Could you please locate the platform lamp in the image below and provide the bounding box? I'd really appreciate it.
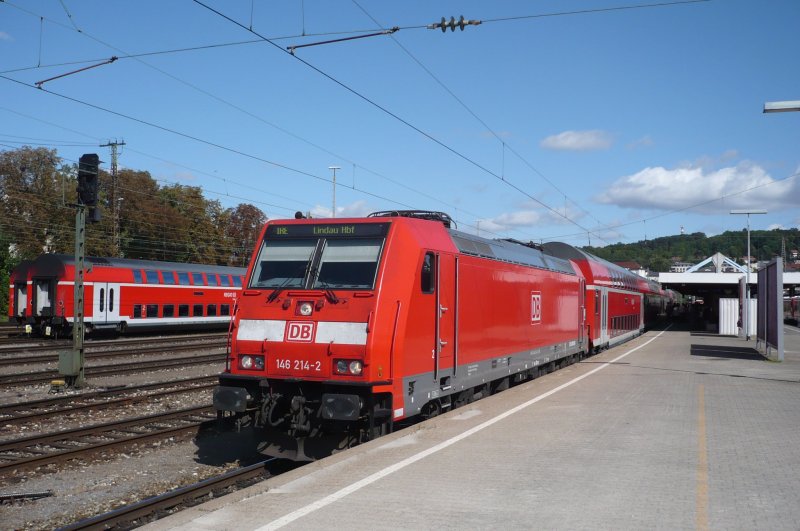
[763,100,800,113]
[730,209,767,340]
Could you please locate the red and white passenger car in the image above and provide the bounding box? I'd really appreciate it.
[9,254,245,336]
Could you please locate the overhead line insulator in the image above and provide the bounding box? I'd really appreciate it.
[427,15,481,33]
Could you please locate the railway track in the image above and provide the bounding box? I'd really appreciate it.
[61,461,273,531]
[0,375,217,427]
[0,405,216,476]
[0,339,227,367]
[0,332,227,354]
[0,352,227,387]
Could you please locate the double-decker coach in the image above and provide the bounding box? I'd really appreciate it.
[542,242,667,351]
[10,254,245,336]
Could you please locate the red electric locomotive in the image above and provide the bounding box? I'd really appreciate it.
[214,211,592,460]
[9,254,245,337]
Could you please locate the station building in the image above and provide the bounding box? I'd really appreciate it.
[657,252,800,335]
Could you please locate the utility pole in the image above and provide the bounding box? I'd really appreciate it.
[101,140,125,256]
[328,166,340,218]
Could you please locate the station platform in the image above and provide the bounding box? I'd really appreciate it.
[145,324,800,530]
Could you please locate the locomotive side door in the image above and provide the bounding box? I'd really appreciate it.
[93,283,122,325]
[434,252,456,385]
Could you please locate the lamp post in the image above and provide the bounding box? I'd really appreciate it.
[763,100,800,113]
[730,209,767,339]
[328,166,340,218]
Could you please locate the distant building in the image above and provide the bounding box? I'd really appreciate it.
[613,261,648,278]
[670,262,693,273]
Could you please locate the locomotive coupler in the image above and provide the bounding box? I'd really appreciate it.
[289,396,311,435]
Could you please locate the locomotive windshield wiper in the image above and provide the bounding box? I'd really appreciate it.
[267,265,307,303]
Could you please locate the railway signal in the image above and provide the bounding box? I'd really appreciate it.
[77,154,99,206]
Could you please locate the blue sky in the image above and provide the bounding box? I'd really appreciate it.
[1,0,798,247]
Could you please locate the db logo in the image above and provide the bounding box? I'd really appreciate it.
[286,321,315,342]
[531,292,542,324]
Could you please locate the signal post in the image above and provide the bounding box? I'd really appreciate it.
[59,153,100,388]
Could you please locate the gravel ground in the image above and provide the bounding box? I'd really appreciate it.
[0,431,264,530]
[0,344,254,530]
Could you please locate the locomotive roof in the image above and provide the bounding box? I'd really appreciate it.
[28,254,245,277]
[448,230,576,275]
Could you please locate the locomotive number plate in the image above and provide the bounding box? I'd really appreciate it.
[275,358,322,372]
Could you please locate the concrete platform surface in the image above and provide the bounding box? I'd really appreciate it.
[144,324,800,530]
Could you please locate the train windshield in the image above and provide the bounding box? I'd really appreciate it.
[249,236,384,290]
[250,240,316,288]
[312,239,382,289]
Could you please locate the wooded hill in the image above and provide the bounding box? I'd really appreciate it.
[585,229,800,273]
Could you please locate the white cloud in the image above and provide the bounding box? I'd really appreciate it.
[0,31,12,41]
[767,223,786,230]
[540,130,613,151]
[595,162,800,213]
[627,135,654,150]
[310,200,371,219]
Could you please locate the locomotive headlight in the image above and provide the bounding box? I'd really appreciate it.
[239,355,265,370]
[298,301,313,316]
[348,360,363,375]
[334,359,363,375]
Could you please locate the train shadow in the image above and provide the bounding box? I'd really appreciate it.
[690,344,764,361]
[192,422,266,467]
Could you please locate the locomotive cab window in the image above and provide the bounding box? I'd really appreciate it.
[250,239,316,288]
[421,252,435,293]
[312,239,382,289]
